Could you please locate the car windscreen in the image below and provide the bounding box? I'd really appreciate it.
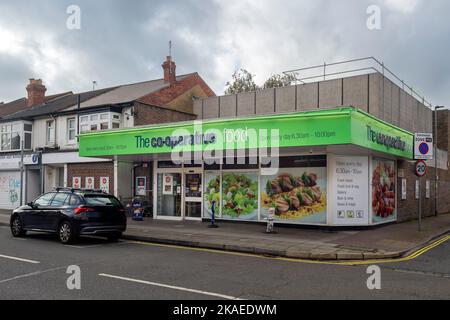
[83,195,122,207]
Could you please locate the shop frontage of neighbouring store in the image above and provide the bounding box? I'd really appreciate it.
[79,107,414,227]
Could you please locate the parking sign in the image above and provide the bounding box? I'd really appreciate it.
[414,133,433,160]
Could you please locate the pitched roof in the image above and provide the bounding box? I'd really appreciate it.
[1,72,207,122]
[75,73,194,109]
[2,87,116,121]
[0,91,72,119]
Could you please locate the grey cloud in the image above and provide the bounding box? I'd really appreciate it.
[0,0,449,107]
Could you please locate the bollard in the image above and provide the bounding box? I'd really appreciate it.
[208,200,219,228]
[265,207,276,234]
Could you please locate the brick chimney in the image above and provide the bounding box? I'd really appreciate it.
[26,79,46,107]
[162,56,177,85]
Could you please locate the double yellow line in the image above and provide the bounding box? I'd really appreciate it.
[130,234,450,266]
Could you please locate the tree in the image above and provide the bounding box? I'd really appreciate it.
[225,69,259,95]
[263,73,296,89]
[224,69,296,94]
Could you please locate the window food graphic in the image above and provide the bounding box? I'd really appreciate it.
[222,173,258,221]
[261,168,327,224]
[204,172,220,218]
[372,158,397,223]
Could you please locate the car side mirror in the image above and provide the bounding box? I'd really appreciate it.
[27,202,35,208]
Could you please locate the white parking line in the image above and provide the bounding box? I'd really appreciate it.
[0,254,40,264]
[99,273,244,300]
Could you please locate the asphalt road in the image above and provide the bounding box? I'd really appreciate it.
[0,225,449,300]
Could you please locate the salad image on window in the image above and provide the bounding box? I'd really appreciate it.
[261,169,327,222]
[222,173,258,220]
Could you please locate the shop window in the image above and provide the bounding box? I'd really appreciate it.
[260,154,327,225]
[261,155,327,168]
[221,172,259,221]
[222,157,259,170]
[157,161,182,169]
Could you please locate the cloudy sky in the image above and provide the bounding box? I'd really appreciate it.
[0,0,449,107]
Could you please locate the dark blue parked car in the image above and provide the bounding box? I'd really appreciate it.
[10,188,127,244]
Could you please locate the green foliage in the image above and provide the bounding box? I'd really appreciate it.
[263,73,296,89]
[224,69,296,94]
[225,69,258,95]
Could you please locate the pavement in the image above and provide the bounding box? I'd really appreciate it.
[0,225,449,300]
[0,210,449,261]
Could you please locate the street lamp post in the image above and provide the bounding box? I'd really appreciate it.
[434,105,446,217]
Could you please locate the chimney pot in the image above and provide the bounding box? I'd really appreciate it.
[26,78,46,107]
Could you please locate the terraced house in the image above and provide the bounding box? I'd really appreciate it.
[0,56,215,209]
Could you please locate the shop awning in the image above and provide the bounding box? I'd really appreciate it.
[79,107,414,159]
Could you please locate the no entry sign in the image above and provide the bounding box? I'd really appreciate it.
[414,133,433,160]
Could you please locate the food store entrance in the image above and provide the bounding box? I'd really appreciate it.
[154,162,203,221]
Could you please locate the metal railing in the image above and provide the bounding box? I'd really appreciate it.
[283,57,433,109]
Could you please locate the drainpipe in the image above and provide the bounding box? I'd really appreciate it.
[20,139,24,206]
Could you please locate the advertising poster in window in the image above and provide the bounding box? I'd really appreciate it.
[73,177,81,189]
[204,172,221,219]
[136,176,147,196]
[330,156,369,226]
[372,158,397,223]
[261,168,327,224]
[222,172,259,221]
[85,177,95,189]
[162,174,173,195]
[100,177,110,194]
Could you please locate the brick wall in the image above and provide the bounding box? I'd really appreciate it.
[397,109,450,221]
[67,162,114,193]
[397,160,437,222]
[138,73,215,114]
[134,102,196,126]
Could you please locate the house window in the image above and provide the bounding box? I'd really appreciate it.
[79,112,121,133]
[0,122,33,151]
[46,120,55,144]
[67,118,76,143]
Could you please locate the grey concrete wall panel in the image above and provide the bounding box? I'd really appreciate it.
[343,75,369,112]
[276,85,296,113]
[319,79,342,109]
[237,92,256,116]
[256,88,275,115]
[369,73,382,118]
[297,83,318,111]
[382,78,393,124]
[203,97,220,119]
[219,94,237,118]
[391,84,401,126]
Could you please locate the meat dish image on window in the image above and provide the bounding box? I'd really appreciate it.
[261,168,327,223]
[372,158,397,223]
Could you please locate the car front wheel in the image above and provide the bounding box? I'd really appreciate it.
[10,215,27,237]
[58,221,76,244]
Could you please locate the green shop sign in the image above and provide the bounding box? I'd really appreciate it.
[79,107,413,159]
